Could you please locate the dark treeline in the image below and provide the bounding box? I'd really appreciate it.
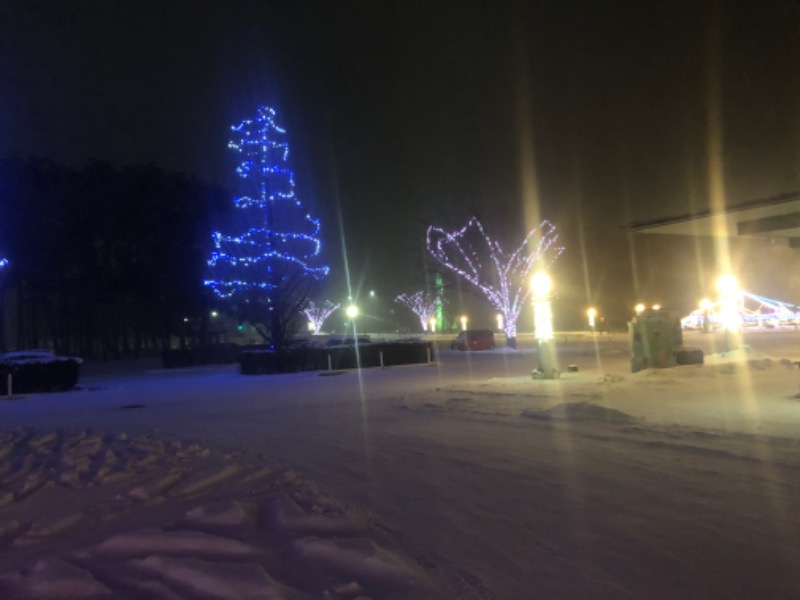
[0,157,228,359]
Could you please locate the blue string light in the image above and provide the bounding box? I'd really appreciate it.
[205,106,328,299]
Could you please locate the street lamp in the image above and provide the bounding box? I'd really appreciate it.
[652,304,661,311]
[496,313,504,332]
[429,316,437,332]
[635,303,645,315]
[460,315,468,331]
[699,298,712,333]
[716,275,740,352]
[344,304,362,366]
[531,272,557,379]
[586,307,597,332]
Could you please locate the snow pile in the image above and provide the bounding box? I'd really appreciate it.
[0,428,438,599]
[396,348,800,438]
[0,349,83,365]
[521,401,636,424]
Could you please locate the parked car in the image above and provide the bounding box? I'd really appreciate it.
[450,330,496,351]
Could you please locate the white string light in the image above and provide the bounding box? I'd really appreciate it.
[395,291,440,332]
[426,217,564,340]
[303,300,340,334]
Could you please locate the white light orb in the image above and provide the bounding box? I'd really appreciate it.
[530,272,552,298]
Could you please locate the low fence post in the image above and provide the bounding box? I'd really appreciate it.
[379,351,384,368]
[327,354,332,372]
[7,373,12,397]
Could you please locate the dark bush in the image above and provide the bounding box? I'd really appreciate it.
[240,339,434,375]
[0,351,82,393]
[162,343,242,368]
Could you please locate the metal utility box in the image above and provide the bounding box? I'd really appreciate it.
[629,309,683,373]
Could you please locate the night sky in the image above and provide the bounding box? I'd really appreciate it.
[2,0,799,328]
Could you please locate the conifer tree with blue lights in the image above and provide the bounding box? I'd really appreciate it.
[206,106,328,348]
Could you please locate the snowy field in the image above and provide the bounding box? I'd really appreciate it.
[2,329,800,598]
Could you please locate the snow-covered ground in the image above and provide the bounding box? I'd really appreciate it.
[2,329,800,598]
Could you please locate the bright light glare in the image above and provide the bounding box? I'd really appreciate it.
[345,305,359,319]
[635,303,645,314]
[699,298,712,310]
[534,300,553,340]
[716,275,738,296]
[652,304,661,311]
[496,313,504,331]
[460,315,468,330]
[429,317,437,330]
[530,272,552,298]
[716,275,740,331]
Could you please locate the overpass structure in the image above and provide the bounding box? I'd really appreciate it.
[627,190,800,246]
[627,191,800,329]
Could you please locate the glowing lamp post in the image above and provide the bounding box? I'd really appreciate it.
[716,275,740,352]
[496,313,504,332]
[635,303,645,316]
[699,298,712,333]
[586,307,597,332]
[345,304,359,333]
[460,315,468,331]
[531,272,557,379]
[429,316,437,333]
[652,304,661,311]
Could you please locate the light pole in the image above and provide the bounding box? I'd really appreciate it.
[586,307,597,333]
[716,275,740,352]
[460,315,468,331]
[345,304,361,368]
[345,304,359,337]
[429,316,437,333]
[699,298,712,333]
[531,272,557,379]
[635,303,645,316]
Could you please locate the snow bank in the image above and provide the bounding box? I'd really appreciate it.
[521,401,636,424]
[0,428,439,599]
